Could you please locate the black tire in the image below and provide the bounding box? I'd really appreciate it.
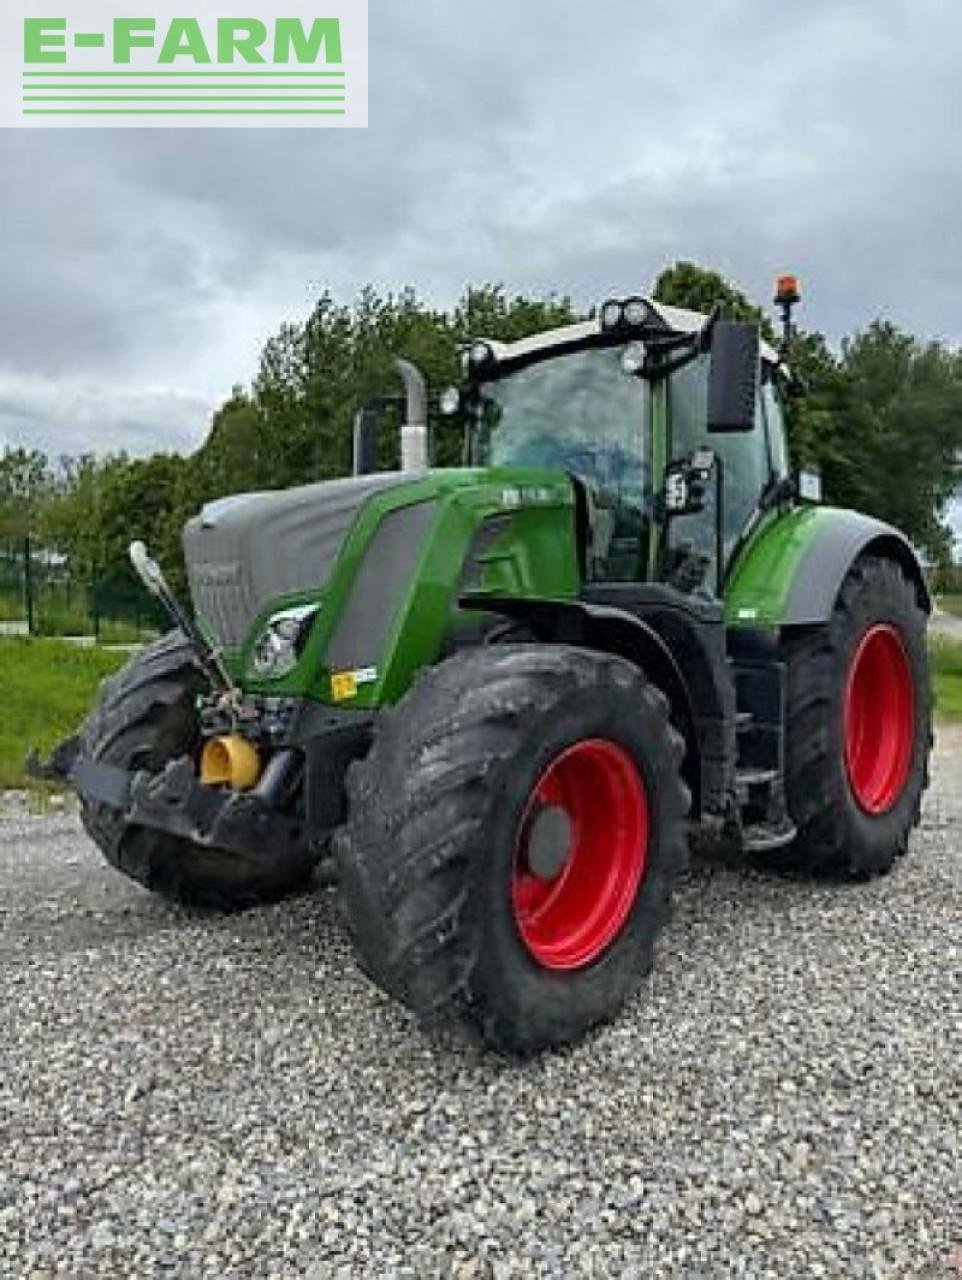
[334,645,690,1055]
[80,630,316,908]
[781,555,932,878]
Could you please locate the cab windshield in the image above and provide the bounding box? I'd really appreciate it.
[473,347,650,579]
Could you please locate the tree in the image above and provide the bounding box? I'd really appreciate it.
[821,324,962,560]
[38,454,103,571]
[0,447,51,540]
[40,451,188,594]
[653,261,777,344]
[223,283,579,488]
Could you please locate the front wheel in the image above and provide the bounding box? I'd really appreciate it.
[781,556,932,877]
[334,645,690,1055]
[79,630,318,908]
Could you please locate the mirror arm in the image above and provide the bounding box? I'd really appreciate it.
[645,340,702,382]
[643,308,721,380]
[697,304,723,353]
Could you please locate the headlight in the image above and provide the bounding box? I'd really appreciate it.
[621,341,646,375]
[250,604,318,678]
[467,341,494,368]
[623,296,648,327]
[600,299,624,331]
[439,386,461,416]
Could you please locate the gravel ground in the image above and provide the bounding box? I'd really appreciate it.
[1,736,959,1278]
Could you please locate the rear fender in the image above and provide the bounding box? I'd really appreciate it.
[725,508,931,629]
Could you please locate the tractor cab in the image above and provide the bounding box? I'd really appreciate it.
[455,297,789,598]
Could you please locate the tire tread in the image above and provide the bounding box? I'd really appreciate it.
[334,643,689,1053]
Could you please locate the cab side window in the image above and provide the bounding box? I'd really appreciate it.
[668,354,772,568]
[760,377,790,479]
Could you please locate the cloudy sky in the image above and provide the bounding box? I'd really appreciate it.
[1,0,962,483]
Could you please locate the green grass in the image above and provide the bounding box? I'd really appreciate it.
[932,636,962,721]
[0,589,25,622]
[32,605,94,637]
[97,620,160,646]
[0,638,127,789]
[937,594,962,618]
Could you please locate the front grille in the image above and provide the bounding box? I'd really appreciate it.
[186,562,257,651]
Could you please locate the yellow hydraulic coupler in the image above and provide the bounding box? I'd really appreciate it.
[200,734,262,791]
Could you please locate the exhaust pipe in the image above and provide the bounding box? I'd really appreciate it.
[394,358,429,472]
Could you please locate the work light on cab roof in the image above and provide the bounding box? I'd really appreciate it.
[599,295,659,333]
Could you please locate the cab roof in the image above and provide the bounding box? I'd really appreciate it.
[482,298,781,367]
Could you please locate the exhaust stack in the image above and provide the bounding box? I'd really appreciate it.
[394,358,429,472]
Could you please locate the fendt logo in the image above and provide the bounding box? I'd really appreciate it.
[1,1,368,128]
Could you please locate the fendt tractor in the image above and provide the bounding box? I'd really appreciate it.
[37,277,932,1054]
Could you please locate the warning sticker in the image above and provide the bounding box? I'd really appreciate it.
[330,671,358,701]
[330,666,377,701]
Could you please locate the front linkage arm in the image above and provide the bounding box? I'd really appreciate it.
[128,540,236,698]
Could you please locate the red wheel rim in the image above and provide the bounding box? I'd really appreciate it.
[511,738,649,970]
[843,624,915,815]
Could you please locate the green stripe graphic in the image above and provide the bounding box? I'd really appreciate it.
[22,70,345,77]
[20,67,352,118]
[24,95,345,101]
[22,85,343,91]
[23,108,347,115]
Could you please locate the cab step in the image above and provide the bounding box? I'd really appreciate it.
[742,819,798,853]
[735,766,779,802]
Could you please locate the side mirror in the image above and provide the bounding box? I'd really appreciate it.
[707,321,759,432]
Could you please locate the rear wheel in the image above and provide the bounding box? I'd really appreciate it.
[334,645,690,1055]
[781,556,931,877]
[80,630,317,908]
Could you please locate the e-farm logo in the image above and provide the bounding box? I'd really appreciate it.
[2,1,367,127]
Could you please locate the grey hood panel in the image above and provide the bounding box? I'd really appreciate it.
[183,472,410,651]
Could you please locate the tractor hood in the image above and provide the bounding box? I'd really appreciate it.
[183,472,414,651]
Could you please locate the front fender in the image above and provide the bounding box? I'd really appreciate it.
[459,591,715,813]
[725,507,930,628]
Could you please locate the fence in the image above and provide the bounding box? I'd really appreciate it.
[0,537,166,642]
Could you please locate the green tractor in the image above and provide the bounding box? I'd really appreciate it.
[39,279,932,1054]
